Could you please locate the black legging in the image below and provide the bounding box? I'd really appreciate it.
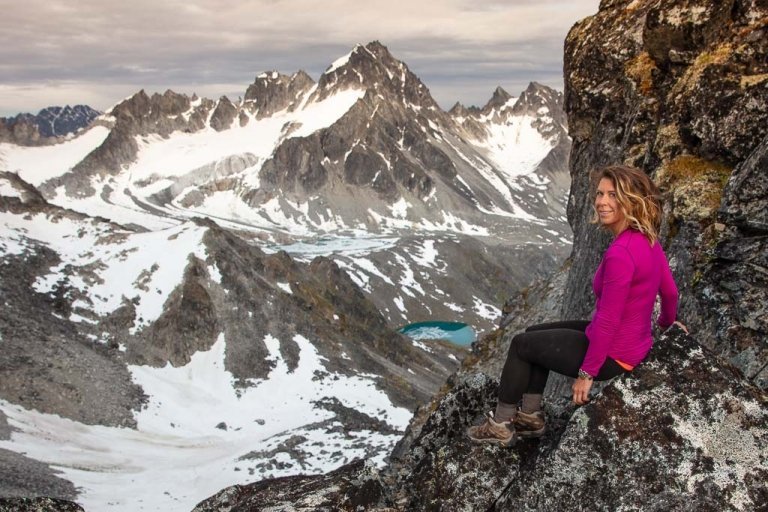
[497,320,629,404]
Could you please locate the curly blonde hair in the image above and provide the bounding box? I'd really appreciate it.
[591,165,663,245]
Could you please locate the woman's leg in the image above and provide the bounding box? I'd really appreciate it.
[497,327,626,407]
[523,320,589,395]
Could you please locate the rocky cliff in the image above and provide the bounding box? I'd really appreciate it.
[562,0,768,389]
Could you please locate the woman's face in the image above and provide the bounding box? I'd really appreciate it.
[595,177,626,235]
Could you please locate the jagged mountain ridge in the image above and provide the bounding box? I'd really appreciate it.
[3,40,572,336]
[0,105,100,145]
[36,42,569,241]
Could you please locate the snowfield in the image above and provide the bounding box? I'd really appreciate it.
[0,333,410,511]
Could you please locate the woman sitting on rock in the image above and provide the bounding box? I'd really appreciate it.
[468,164,685,446]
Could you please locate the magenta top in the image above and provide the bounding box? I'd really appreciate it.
[582,228,678,376]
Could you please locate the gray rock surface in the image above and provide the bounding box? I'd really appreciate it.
[192,459,385,512]
[0,175,146,427]
[0,449,78,503]
[243,70,314,118]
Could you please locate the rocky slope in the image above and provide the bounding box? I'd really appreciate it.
[193,327,768,511]
[0,170,463,507]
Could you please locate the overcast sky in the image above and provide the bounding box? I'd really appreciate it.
[0,0,600,117]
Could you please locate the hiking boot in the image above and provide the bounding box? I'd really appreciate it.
[514,410,546,438]
[467,411,517,447]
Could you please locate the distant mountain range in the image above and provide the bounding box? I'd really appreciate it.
[0,105,100,143]
[0,41,571,510]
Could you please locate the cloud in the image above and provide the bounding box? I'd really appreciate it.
[0,0,600,115]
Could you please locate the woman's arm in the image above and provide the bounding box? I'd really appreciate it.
[657,247,678,329]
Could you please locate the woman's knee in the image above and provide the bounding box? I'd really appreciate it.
[510,332,531,357]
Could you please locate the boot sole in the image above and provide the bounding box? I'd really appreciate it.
[467,429,517,447]
[516,426,546,439]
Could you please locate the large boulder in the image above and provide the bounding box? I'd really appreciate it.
[191,459,386,512]
[499,327,768,510]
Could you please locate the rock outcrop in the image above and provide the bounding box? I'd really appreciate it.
[193,459,385,512]
[562,0,768,388]
[0,497,84,512]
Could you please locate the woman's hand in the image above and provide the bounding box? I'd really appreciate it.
[665,321,689,334]
[572,377,593,405]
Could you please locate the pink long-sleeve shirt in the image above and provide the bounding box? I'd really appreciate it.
[582,228,678,376]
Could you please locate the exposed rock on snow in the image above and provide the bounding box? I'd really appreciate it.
[192,459,385,512]
[0,497,84,512]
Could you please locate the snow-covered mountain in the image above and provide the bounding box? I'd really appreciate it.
[0,105,100,143]
[0,41,571,510]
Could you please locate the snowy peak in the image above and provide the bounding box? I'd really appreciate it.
[511,82,564,119]
[510,82,568,141]
[110,89,199,122]
[452,82,567,145]
[482,86,514,114]
[448,102,479,118]
[36,105,100,138]
[313,41,439,110]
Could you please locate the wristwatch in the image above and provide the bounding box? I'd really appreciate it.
[577,369,594,380]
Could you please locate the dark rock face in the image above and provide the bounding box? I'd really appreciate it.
[209,96,238,131]
[35,105,101,138]
[243,70,315,118]
[313,41,439,110]
[561,0,768,388]
[388,373,522,511]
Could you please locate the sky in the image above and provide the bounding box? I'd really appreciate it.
[0,0,600,117]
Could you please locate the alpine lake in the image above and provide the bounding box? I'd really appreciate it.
[399,321,476,347]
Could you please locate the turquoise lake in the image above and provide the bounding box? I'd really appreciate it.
[399,321,475,347]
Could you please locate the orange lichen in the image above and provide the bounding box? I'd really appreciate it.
[656,155,733,221]
[625,52,658,96]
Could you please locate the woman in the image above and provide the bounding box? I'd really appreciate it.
[468,165,685,446]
